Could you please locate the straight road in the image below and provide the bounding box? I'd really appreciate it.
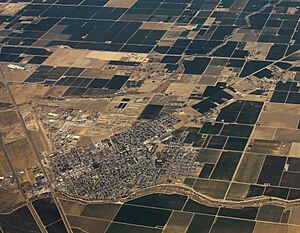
[0,66,72,233]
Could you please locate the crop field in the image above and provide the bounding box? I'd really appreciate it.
[56,194,300,233]
[0,0,300,231]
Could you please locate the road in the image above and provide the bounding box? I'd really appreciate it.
[0,66,72,233]
[0,136,47,233]
[60,183,300,210]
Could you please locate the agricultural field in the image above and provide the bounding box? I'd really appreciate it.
[0,0,300,232]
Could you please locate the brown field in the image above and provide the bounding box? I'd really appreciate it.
[63,98,110,111]
[91,111,138,140]
[10,83,49,105]
[193,179,230,199]
[289,143,300,158]
[0,183,24,212]
[163,211,193,233]
[0,87,11,104]
[183,178,196,187]
[81,203,121,221]
[249,139,282,155]
[80,68,103,78]
[67,215,110,233]
[60,200,120,222]
[274,128,300,143]
[141,22,172,30]
[2,68,32,82]
[0,2,27,16]
[230,32,244,41]
[252,127,276,140]
[76,136,93,147]
[265,102,300,113]
[5,138,36,172]
[233,79,255,93]
[239,94,268,102]
[139,77,166,93]
[23,108,51,155]
[226,183,250,201]
[199,75,218,85]
[242,31,260,42]
[235,153,265,183]
[289,207,300,225]
[44,48,89,68]
[44,49,147,68]
[150,94,174,105]
[244,42,272,60]
[0,150,10,176]
[60,199,85,216]
[0,110,19,129]
[254,222,300,233]
[165,83,194,100]
[105,0,137,8]
[43,49,101,68]
[204,66,224,76]
[2,123,25,144]
[259,112,299,129]
[162,26,185,40]
[29,130,51,155]
[44,86,69,98]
